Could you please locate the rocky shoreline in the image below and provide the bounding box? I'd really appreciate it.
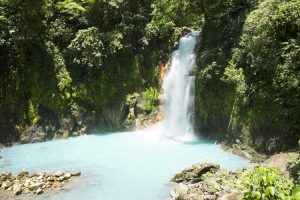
[168,151,299,200]
[169,163,245,200]
[0,170,81,198]
[220,141,266,163]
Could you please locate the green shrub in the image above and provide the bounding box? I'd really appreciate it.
[150,0,202,38]
[28,99,40,125]
[242,166,294,200]
[142,87,158,113]
[292,185,300,199]
[226,0,300,148]
[289,140,300,184]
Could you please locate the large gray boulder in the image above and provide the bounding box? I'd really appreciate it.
[171,163,220,183]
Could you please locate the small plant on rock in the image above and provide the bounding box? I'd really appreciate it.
[143,87,159,113]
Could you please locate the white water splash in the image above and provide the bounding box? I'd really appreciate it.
[162,31,201,141]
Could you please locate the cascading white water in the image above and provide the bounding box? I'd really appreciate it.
[162,31,201,140]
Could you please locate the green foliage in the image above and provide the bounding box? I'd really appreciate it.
[2,0,298,151]
[194,0,256,140]
[28,99,40,125]
[224,0,300,150]
[0,0,163,144]
[195,0,300,152]
[142,87,158,112]
[102,31,123,55]
[56,0,86,16]
[289,140,300,184]
[67,27,104,70]
[223,61,246,97]
[0,0,52,142]
[85,0,120,32]
[150,0,202,37]
[242,166,294,200]
[47,41,72,92]
[290,158,300,184]
[292,186,300,199]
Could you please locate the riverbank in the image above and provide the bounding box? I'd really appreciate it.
[0,171,81,198]
[168,151,299,200]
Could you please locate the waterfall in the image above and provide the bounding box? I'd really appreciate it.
[162,31,201,140]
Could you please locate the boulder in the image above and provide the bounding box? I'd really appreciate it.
[126,93,139,107]
[1,172,12,180]
[71,171,81,176]
[47,176,55,182]
[29,173,37,178]
[29,182,43,191]
[170,183,188,199]
[58,176,65,182]
[20,127,34,144]
[231,149,252,160]
[36,188,43,195]
[72,131,79,137]
[171,163,220,183]
[17,171,29,178]
[2,180,13,190]
[136,96,152,115]
[20,125,47,144]
[31,137,43,143]
[64,173,71,179]
[13,184,22,195]
[60,117,75,132]
[54,171,64,177]
[264,152,299,177]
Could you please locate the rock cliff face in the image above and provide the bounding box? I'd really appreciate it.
[15,88,162,145]
[19,106,96,144]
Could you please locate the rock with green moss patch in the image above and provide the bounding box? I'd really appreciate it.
[171,163,220,183]
[136,95,152,114]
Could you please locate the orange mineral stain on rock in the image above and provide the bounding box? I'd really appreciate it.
[158,61,167,86]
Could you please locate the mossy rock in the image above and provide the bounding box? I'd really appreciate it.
[171,163,220,184]
[136,100,152,114]
[126,93,140,107]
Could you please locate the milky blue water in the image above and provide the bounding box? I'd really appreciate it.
[0,131,249,200]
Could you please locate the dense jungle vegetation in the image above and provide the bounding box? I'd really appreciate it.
[0,0,299,154]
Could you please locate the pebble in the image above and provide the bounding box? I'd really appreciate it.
[29,173,37,178]
[47,176,54,181]
[71,171,81,176]
[54,171,64,177]
[2,181,13,189]
[1,172,12,180]
[0,170,81,196]
[36,188,43,195]
[17,171,29,178]
[203,194,216,200]
[65,173,71,179]
[13,184,22,195]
